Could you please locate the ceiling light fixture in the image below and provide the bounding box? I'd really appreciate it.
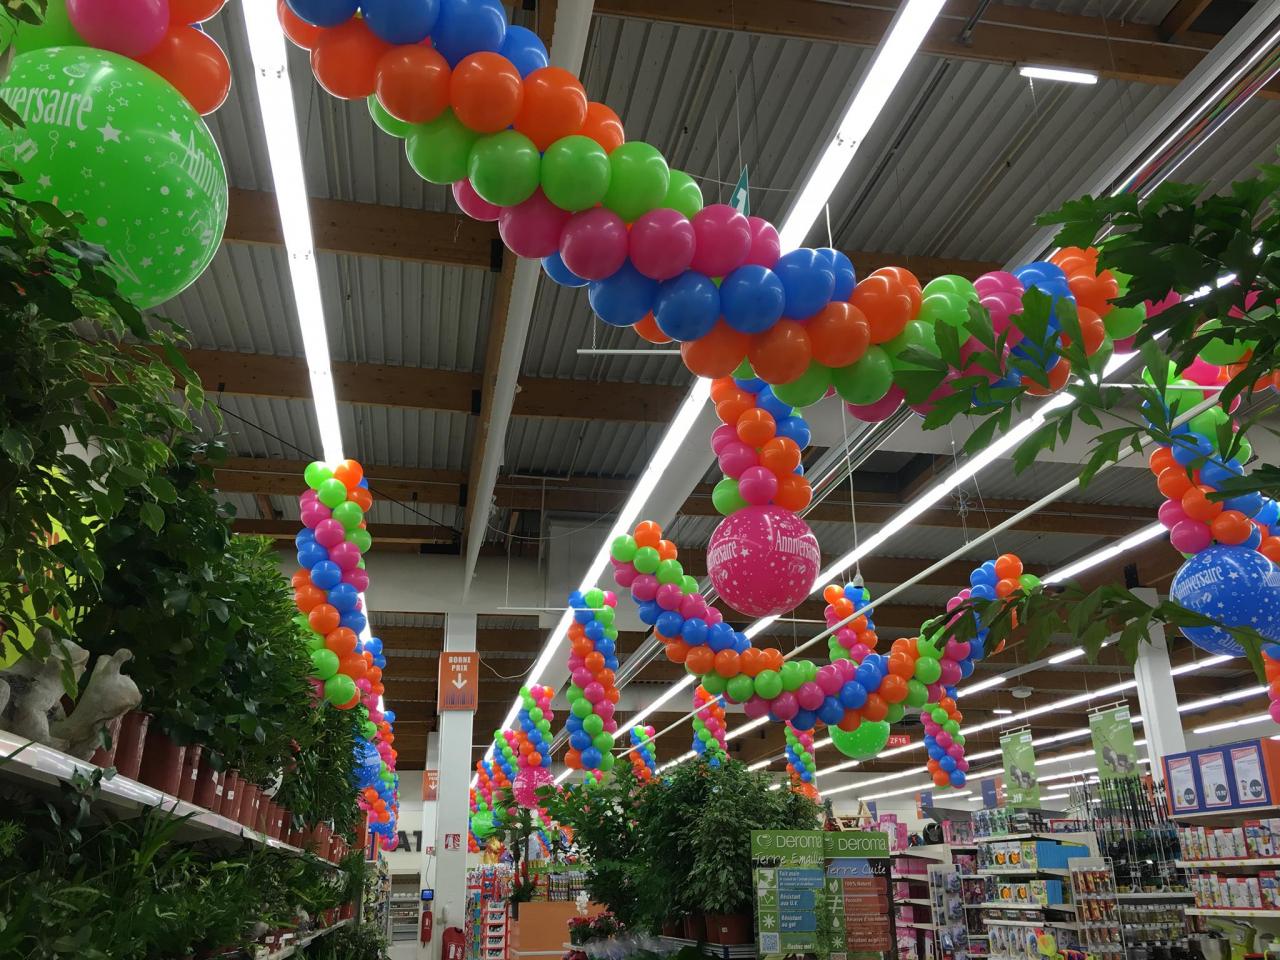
[992,708,1014,715]
[1193,712,1272,735]
[961,675,1007,696]
[1019,65,1099,85]
[1044,524,1164,585]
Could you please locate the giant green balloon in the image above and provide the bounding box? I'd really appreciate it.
[9,0,82,54]
[0,47,227,308]
[830,720,891,760]
[471,810,495,839]
[831,346,893,405]
[406,108,478,185]
[468,130,541,208]
[603,141,670,223]
[662,169,703,219]
[541,135,610,211]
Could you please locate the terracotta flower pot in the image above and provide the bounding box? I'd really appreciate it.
[239,783,261,830]
[340,902,354,921]
[681,913,705,942]
[705,913,752,945]
[88,715,123,768]
[253,793,271,834]
[193,757,222,813]
[177,744,203,803]
[113,711,150,780]
[221,771,242,822]
[137,724,186,797]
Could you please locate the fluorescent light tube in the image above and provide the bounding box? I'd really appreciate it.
[1194,712,1271,735]
[992,708,1014,715]
[1048,647,1085,665]
[1044,524,1164,585]
[1019,65,1099,85]
[748,758,773,771]
[962,675,1006,696]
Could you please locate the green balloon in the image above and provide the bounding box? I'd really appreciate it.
[304,462,332,491]
[918,292,969,329]
[930,706,948,724]
[311,649,340,680]
[368,95,412,138]
[657,559,684,584]
[529,706,544,723]
[566,685,582,701]
[600,752,615,772]
[1199,320,1255,365]
[943,719,960,735]
[830,721,891,760]
[405,109,478,185]
[571,698,593,719]
[584,588,605,609]
[9,0,82,54]
[1189,405,1230,445]
[318,478,349,508]
[954,733,966,746]
[603,141,670,222]
[885,703,905,723]
[772,361,832,408]
[348,528,373,553]
[592,732,614,752]
[1104,304,1144,339]
[304,632,327,653]
[725,673,755,703]
[582,713,605,737]
[332,501,364,531]
[886,319,942,370]
[0,48,227,309]
[471,811,495,839]
[831,346,893,405]
[732,358,756,380]
[700,672,727,695]
[914,657,942,684]
[1020,573,1041,591]
[468,130,541,207]
[1238,435,1253,463]
[800,660,818,683]
[597,605,615,627]
[541,135,611,211]
[712,476,748,516]
[361,720,378,739]
[905,679,929,708]
[780,661,805,692]
[662,169,704,219]
[922,275,978,301]
[754,669,783,700]
[633,546,660,574]
[680,575,700,595]
[324,673,357,706]
[611,535,638,563]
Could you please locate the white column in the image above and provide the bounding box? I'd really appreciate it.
[1130,587,1186,782]
[431,614,477,960]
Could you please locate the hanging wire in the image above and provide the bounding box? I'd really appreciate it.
[837,398,863,583]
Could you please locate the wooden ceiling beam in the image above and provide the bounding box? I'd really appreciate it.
[1159,0,1215,41]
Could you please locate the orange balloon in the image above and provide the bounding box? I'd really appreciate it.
[608,686,620,703]
[994,553,1023,580]
[681,321,750,378]
[657,539,678,561]
[309,603,341,635]
[1267,656,1280,682]
[340,655,368,680]
[1157,467,1194,501]
[760,647,785,673]
[888,653,914,679]
[838,711,862,731]
[774,473,812,511]
[1212,510,1252,545]
[831,597,854,620]
[635,312,671,344]
[376,44,451,124]
[137,25,231,116]
[759,437,802,476]
[170,0,224,21]
[737,408,776,447]
[995,578,1017,598]
[938,697,956,713]
[349,487,374,512]
[515,67,589,151]
[1149,446,1177,476]
[711,377,743,405]
[879,675,908,704]
[807,301,870,367]
[851,274,914,344]
[585,651,606,672]
[597,668,615,687]
[634,520,662,548]
[933,771,950,787]
[310,18,390,100]
[1182,484,1224,522]
[748,321,812,384]
[1024,358,1070,396]
[326,627,358,657]
[579,101,624,153]
[714,649,741,678]
[739,647,764,676]
[716,395,754,426]
[862,693,888,722]
[368,666,382,684]
[277,0,323,49]
[528,752,542,766]
[861,630,879,650]
[870,266,922,313]
[450,53,524,133]
[565,748,582,769]
[848,616,868,633]
[822,584,843,605]
[1260,536,1280,564]
[295,584,326,612]
[665,639,689,664]
[291,568,313,590]
[685,645,715,675]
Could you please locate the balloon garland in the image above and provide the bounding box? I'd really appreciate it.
[628,725,658,783]
[513,684,556,806]
[691,684,728,766]
[294,458,401,848]
[785,723,818,800]
[562,589,621,775]
[471,748,514,840]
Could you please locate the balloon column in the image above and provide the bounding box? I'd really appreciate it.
[628,725,658,783]
[691,684,728,767]
[513,685,556,806]
[470,756,510,840]
[784,724,818,800]
[562,589,621,776]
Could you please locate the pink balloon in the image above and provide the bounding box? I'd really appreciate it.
[742,694,770,719]
[513,766,553,807]
[603,590,617,606]
[816,665,843,696]
[689,204,751,278]
[300,489,318,504]
[945,596,962,612]
[567,654,584,671]
[583,682,605,703]
[680,594,709,620]
[572,667,593,688]
[707,505,821,618]
[1158,499,1189,529]
[498,189,570,259]
[744,217,780,269]
[630,574,659,602]
[738,465,778,506]
[614,564,638,588]
[656,582,684,610]
[630,208,695,281]
[1170,518,1212,554]
[935,732,952,749]
[1271,699,1280,724]
[560,208,629,280]
[315,518,346,548]
[69,0,169,56]
[849,643,870,662]
[940,660,962,685]
[356,678,373,693]
[958,588,971,600]
[342,568,370,592]
[329,541,362,571]
[796,681,824,711]
[957,759,970,772]
[836,659,858,681]
[1146,289,1181,318]
[596,700,614,721]
[452,179,502,221]
[711,423,738,455]
[836,628,856,649]
[925,681,944,701]
[300,507,326,529]
[719,441,758,479]
[705,607,723,625]
[1114,335,1136,352]
[847,384,904,423]
[769,690,799,721]
[945,640,971,660]
[947,744,965,760]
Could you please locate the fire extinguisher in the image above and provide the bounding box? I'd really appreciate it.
[443,925,466,960]
[420,908,434,944]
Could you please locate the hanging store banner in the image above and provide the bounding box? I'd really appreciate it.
[1001,730,1040,808]
[1089,706,1139,780]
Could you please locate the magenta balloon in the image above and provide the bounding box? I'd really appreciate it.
[1170,518,1212,553]
[940,660,962,685]
[300,507,325,529]
[945,596,962,612]
[706,607,723,625]
[796,681,824,711]
[744,216,780,268]
[629,208,695,281]
[849,642,869,662]
[498,189,570,259]
[947,744,965,759]
[719,441,758,479]
[567,654,584,671]
[945,640,971,661]
[680,594,708,619]
[630,573,659,602]
[847,384,904,423]
[452,179,502,221]
[603,590,617,606]
[689,204,751,278]
[572,667,593,688]
[613,563,637,587]
[835,628,856,648]
[655,582,684,610]
[1146,289,1181,319]
[925,681,944,701]
[1271,700,1280,724]
[329,541,362,570]
[69,0,169,56]
[935,732,952,748]
[583,682,605,703]
[958,588,971,599]
[816,665,843,695]
[770,690,799,721]
[1158,499,1189,529]
[560,208,629,280]
[737,465,778,506]
[711,423,738,455]
[1182,357,1223,388]
[315,518,347,548]
[957,758,970,772]
[596,700,615,721]
[357,677,373,693]
[343,569,371,591]
[835,658,858,681]
[707,505,820,619]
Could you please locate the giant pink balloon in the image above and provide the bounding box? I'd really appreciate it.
[744,216,780,269]
[706,505,821,618]
[70,0,169,57]
[513,765,552,807]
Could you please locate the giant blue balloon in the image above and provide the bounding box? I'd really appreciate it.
[542,251,588,287]
[285,0,358,27]
[1170,545,1280,656]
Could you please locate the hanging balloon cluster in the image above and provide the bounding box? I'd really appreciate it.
[784,724,818,800]
[513,685,556,806]
[293,458,400,847]
[628,725,658,783]
[691,684,728,766]
[562,589,622,775]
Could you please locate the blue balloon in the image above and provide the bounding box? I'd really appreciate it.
[498,24,549,77]
[1226,492,1264,518]
[950,770,966,787]
[298,542,328,568]
[838,680,867,709]
[775,415,811,449]
[1245,526,1264,550]
[365,636,383,656]
[734,632,750,653]
[734,376,766,394]
[310,560,343,589]
[361,0,439,43]
[596,637,615,657]
[1170,544,1280,656]
[384,710,396,723]
[969,583,996,601]
[580,746,602,769]
[327,583,360,612]
[755,387,793,421]
[720,265,785,333]
[285,0,357,27]
[854,663,881,692]
[791,708,817,731]
[830,250,856,300]
[340,611,367,634]
[589,262,658,328]
[584,620,604,641]
[656,610,685,637]
[570,730,591,751]
[928,746,944,761]
[817,696,844,725]
[940,756,957,772]
[682,618,708,646]
[959,659,974,678]
[566,713,582,732]
[374,654,387,669]
[1259,499,1280,529]
[542,251,589,287]
[432,0,507,66]
[606,655,618,670]
[775,249,836,319]
[654,271,720,341]
[1172,433,1214,466]
[295,529,316,547]
[637,600,661,625]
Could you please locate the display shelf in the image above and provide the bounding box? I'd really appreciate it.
[1172,805,1280,823]
[895,872,931,880]
[1176,858,1280,868]
[898,898,933,908]
[262,919,351,959]
[974,833,1092,844]
[976,868,1071,878]
[894,844,950,860]
[1185,907,1280,918]
[977,901,1076,911]
[896,920,937,930]
[983,919,1080,930]
[1115,890,1194,900]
